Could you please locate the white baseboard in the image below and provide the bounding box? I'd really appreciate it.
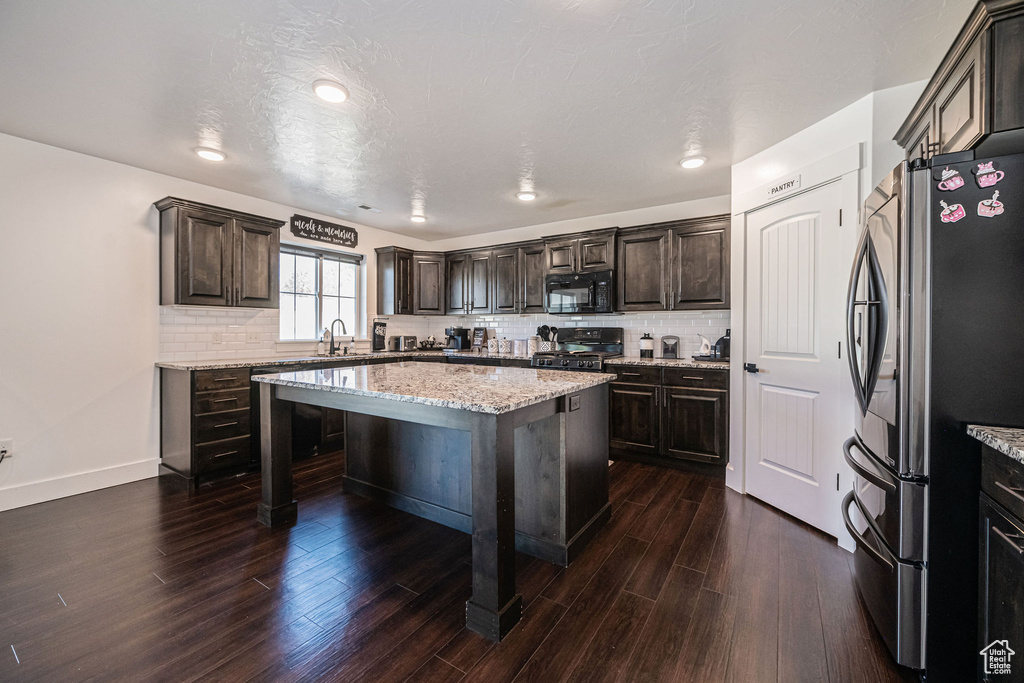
[0,458,160,512]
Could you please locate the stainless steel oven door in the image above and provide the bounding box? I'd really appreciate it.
[545,276,595,314]
[842,491,925,670]
[844,436,925,561]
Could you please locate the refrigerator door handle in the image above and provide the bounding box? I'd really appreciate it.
[844,436,896,494]
[842,490,894,570]
[847,236,872,413]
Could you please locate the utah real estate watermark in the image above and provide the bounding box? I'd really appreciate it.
[981,639,1015,676]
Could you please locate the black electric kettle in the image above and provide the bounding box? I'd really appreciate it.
[713,329,731,360]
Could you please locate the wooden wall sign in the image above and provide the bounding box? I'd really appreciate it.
[290,215,358,248]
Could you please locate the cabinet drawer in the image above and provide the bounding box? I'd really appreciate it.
[193,388,250,415]
[606,366,662,385]
[195,436,251,472]
[194,368,250,392]
[663,368,728,390]
[982,445,1024,523]
[194,408,251,443]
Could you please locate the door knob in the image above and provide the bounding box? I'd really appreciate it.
[744,363,760,374]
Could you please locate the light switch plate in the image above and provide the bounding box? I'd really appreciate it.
[212,331,223,344]
[569,395,580,412]
[246,332,261,343]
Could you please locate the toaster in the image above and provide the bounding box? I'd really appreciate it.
[388,335,418,351]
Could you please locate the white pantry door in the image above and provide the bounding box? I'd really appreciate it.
[744,180,848,540]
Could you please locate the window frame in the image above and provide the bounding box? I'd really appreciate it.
[279,244,364,342]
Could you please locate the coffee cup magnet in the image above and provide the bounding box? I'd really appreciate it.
[973,161,1005,188]
[937,166,965,191]
[978,191,1005,218]
[940,201,966,223]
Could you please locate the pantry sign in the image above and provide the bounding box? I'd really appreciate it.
[290,215,358,248]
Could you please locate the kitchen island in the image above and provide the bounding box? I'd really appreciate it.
[252,361,614,641]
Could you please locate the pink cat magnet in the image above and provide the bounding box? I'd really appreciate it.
[937,167,965,191]
[974,161,1005,188]
[940,201,966,223]
[978,191,1005,218]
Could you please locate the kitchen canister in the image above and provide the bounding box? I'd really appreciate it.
[640,332,655,359]
[513,339,528,357]
[498,337,512,354]
[539,341,554,352]
[487,338,498,354]
[527,335,540,356]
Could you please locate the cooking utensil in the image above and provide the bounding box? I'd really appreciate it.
[540,325,550,341]
[549,326,558,342]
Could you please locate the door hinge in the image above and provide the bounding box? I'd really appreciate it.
[837,473,840,491]
[838,341,841,359]
[839,209,843,226]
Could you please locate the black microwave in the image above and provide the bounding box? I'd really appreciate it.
[545,270,614,314]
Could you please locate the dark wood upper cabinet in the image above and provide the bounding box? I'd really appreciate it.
[467,250,493,314]
[234,220,280,309]
[546,239,577,274]
[446,253,468,314]
[617,228,670,311]
[670,217,730,310]
[660,385,728,464]
[896,2,1024,159]
[156,197,283,308]
[519,242,548,314]
[492,248,519,313]
[412,252,446,315]
[979,491,1024,680]
[616,216,729,312]
[545,229,616,274]
[375,246,414,315]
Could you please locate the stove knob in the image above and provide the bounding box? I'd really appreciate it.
[561,360,569,367]
[586,361,594,368]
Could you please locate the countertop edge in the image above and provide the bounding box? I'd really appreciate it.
[968,425,1024,465]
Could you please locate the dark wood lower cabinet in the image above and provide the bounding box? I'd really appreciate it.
[609,383,659,455]
[607,366,729,468]
[661,386,728,464]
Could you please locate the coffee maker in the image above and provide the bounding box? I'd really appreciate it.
[445,327,471,350]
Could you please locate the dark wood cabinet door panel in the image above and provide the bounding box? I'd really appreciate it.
[671,222,729,309]
[195,435,252,472]
[193,388,251,415]
[468,251,492,314]
[935,35,985,155]
[547,240,577,274]
[321,407,346,452]
[993,15,1024,133]
[446,254,467,313]
[493,248,519,313]
[978,493,1024,681]
[606,366,662,385]
[661,386,727,464]
[520,242,547,313]
[578,231,616,272]
[234,220,280,308]
[194,408,251,444]
[396,250,413,315]
[905,111,935,160]
[662,368,728,390]
[180,209,233,306]
[413,253,445,315]
[609,383,659,454]
[616,229,669,311]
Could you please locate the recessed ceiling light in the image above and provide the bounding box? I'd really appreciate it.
[516,191,537,201]
[195,147,226,162]
[680,155,706,169]
[411,215,426,223]
[313,79,349,103]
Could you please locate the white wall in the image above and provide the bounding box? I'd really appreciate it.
[0,132,430,512]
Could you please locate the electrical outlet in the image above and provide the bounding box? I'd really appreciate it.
[0,439,13,458]
[246,332,261,343]
[569,395,580,412]
[212,331,223,344]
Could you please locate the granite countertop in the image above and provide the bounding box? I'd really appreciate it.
[606,357,730,370]
[155,349,539,371]
[967,425,1024,465]
[252,361,614,414]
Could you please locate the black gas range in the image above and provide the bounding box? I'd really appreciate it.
[530,327,623,372]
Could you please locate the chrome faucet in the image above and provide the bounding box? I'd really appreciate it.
[328,318,348,356]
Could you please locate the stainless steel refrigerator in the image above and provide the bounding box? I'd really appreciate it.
[842,149,1024,681]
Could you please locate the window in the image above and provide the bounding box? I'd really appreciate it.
[279,246,362,341]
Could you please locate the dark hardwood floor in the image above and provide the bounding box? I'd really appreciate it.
[0,452,913,682]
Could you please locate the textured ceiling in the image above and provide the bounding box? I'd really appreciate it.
[0,0,972,239]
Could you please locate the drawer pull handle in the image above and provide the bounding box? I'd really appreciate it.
[212,397,238,403]
[993,526,1024,554]
[621,372,642,377]
[212,450,239,459]
[682,376,704,381]
[214,421,239,428]
[214,377,237,382]
[995,480,1024,504]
